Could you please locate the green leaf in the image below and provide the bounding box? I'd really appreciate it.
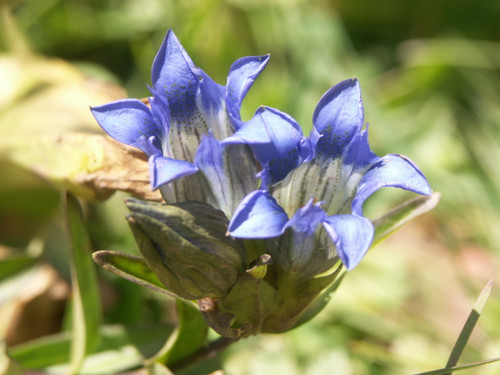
[92,250,178,297]
[372,192,440,245]
[146,299,208,368]
[8,331,72,369]
[9,324,173,374]
[64,193,101,374]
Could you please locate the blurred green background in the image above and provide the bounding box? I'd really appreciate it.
[1,0,500,374]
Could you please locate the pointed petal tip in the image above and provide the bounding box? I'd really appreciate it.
[352,153,432,215]
[90,99,158,150]
[228,190,289,238]
[152,28,197,88]
[323,214,374,271]
[148,155,198,191]
[312,77,364,159]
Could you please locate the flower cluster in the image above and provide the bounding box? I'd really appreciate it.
[91,30,431,337]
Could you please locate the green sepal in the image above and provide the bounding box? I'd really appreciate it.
[125,199,246,300]
[288,265,346,330]
[199,254,276,338]
[261,263,343,333]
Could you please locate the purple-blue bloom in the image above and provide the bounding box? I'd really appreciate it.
[228,78,432,270]
[91,30,270,216]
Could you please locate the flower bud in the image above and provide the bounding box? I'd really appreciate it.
[125,198,246,300]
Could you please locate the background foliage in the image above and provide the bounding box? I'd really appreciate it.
[1,0,500,374]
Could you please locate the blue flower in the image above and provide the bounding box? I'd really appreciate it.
[91,29,270,216]
[228,78,432,271]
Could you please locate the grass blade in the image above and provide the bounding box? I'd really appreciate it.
[414,280,494,375]
[414,357,500,375]
[443,279,493,373]
[64,193,101,374]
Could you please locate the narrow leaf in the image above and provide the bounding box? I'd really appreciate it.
[372,191,440,245]
[92,250,177,297]
[9,332,72,369]
[65,193,101,374]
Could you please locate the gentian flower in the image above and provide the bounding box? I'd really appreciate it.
[90,33,435,337]
[228,78,432,271]
[91,29,270,216]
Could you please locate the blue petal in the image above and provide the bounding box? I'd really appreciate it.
[91,99,160,154]
[152,30,196,85]
[344,125,378,168]
[351,154,432,215]
[198,70,226,120]
[228,190,289,238]
[322,214,374,270]
[151,30,204,120]
[221,118,272,145]
[149,89,170,139]
[195,133,260,216]
[131,135,161,157]
[285,199,326,234]
[151,30,229,141]
[280,200,327,272]
[148,154,198,190]
[194,133,231,213]
[248,106,305,185]
[226,55,270,124]
[312,78,364,159]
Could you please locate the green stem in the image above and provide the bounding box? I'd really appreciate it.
[168,336,239,373]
